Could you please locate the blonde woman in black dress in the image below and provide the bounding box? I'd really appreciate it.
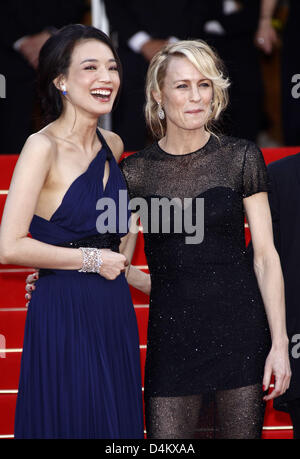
[120,40,291,439]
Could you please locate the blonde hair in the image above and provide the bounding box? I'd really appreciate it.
[145,40,230,139]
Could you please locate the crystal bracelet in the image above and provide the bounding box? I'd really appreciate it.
[78,247,103,273]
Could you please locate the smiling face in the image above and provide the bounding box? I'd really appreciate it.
[57,39,120,117]
[155,55,213,133]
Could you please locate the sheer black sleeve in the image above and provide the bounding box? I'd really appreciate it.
[242,142,269,198]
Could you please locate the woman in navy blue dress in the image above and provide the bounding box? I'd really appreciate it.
[0,25,145,439]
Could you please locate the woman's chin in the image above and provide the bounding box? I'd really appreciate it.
[86,104,113,118]
[96,107,112,117]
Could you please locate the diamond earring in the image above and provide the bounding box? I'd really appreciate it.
[61,85,67,96]
[158,103,165,120]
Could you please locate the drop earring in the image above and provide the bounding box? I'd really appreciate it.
[157,103,165,120]
[61,85,67,96]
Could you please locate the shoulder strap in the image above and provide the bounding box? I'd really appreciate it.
[96,128,113,160]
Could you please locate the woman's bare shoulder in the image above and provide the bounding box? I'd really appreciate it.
[13,130,58,183]
[99,128,124,163]
[21,130,57,159]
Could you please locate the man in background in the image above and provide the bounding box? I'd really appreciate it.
[104,0,262,151]
[104,0,214,151]
[255,0,300,146]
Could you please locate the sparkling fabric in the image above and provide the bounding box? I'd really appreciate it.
[120,134,271,438]
[145,383,265,439]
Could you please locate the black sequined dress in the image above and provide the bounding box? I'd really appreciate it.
[120,135,271,438]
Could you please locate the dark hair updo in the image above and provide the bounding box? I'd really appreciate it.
[37,24,122,122]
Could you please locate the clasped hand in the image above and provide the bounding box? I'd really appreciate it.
[24,249,128,307]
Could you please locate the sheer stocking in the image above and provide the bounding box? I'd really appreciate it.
[146,383,265,439]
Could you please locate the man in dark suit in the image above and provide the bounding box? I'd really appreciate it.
[0,0,87,154]
[202,0,263,142]
[266,153,300,438]
[104,0,262,151]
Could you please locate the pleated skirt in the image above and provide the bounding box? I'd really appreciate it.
[14,270,144,439]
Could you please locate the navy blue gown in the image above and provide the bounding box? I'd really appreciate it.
[14,130,144,439]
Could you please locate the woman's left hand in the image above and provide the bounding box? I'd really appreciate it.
[25,270,39,307]
[262,342,291,401]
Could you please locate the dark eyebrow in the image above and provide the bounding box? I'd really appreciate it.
[80,58,117,65]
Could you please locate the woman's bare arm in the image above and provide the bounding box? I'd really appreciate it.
[243,191,291,400]
[0,133,82,268]
[126,265,151,295]
[0,133,126,278]
[119,212,151,295]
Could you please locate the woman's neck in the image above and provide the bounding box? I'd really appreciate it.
[160,125,210,155]
[49,109,100,155]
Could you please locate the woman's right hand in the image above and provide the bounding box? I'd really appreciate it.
[99,249,128,280]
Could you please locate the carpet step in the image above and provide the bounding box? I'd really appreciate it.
[0,271,36,309]
[262,428,293,439]
[264,397,292,427]
[0,310,27,348]
[0,394,17,436]
[0,352,22,390]
[0,155,18,188]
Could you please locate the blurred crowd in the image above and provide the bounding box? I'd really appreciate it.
[0,0,299,154]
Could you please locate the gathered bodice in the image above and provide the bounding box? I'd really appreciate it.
[29,129,130,248]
